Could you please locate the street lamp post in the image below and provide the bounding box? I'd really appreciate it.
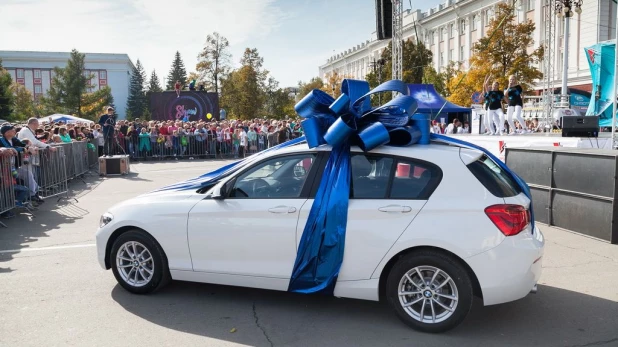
[555,0,582,107]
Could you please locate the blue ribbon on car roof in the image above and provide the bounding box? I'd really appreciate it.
[156,79,534,296]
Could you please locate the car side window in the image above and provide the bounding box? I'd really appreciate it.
[351,154,393,199]
[229,154,316,199]
[390,159,442,200]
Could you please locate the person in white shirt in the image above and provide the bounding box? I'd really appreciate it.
[444,119,460,134]
[17,118,58,203]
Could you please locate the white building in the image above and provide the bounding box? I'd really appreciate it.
[319,0,617,97]
[0,50,135,119]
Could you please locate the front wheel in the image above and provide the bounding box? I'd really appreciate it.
[386,250,474,333]
[110,230,170,294]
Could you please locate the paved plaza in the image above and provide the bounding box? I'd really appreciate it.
[1,160,617,347]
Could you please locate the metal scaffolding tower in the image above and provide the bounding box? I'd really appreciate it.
[392,0,403,81]
[542,0,557,131]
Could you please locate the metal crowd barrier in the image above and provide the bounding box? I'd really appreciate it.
[0,155,16,220]
[112,133,285,160]
[38,146,69,199]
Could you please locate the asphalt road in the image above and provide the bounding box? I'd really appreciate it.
[1,160,617,347]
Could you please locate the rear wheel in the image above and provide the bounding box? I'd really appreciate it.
[110,230,170,294]
[386,250,473,333]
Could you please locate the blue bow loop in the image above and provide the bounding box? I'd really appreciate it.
[296,79,422,151]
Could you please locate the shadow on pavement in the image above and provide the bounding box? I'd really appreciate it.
[0,172,102,273]
[111,282,618,347]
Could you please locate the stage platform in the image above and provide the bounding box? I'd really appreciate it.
[449,133,613,161]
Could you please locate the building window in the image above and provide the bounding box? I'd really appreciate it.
[34,85,42,94]
[527,0,535,10]
[16,69,24,78]
[450,24,455,38]
[430,31,435,44]
[449,49,454,61]
[440,52,445,66]
[441,27,446,42]
[460,19,466,32]
[472,15,478,31]
[460,46,465,60]
[34,69,41,79]
[100,71,107,80]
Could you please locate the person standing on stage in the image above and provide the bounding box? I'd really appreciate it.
[174,80,182,98]
[98,107,116,157]
[506,75,528,134]
[486,81,505,136]
[481,75,495,135]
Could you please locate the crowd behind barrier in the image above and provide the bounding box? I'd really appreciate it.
[0,116,303,221]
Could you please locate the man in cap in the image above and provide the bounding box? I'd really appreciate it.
[98,107,116,157]
[0,124,44,204]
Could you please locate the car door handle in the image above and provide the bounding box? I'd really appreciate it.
[268,206,297,214]
[378,205,412,213]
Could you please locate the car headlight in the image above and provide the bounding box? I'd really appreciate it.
[100,212,113,228]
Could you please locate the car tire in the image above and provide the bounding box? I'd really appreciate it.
[110,230,170,294]
[386,250,474,333]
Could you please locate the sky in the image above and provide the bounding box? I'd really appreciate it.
[1,0,443,88]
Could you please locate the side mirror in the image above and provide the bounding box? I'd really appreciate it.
[211,182,226,200]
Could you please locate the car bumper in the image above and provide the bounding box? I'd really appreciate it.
[465,226,545,306]
[95,226,113,270]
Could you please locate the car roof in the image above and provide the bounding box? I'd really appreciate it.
[269,141,481,164]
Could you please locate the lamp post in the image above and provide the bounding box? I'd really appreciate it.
[554,0,583,107]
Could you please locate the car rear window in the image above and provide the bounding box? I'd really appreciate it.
[467,155,522,197]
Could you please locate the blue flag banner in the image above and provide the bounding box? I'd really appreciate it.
[585,41,617,127]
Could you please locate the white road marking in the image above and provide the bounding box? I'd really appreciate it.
[0,243,96,254]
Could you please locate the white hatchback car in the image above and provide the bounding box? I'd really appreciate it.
[96,140,544,333]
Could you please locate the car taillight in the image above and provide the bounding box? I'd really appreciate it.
[484,204,530,236]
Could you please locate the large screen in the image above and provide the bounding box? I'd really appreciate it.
[149,91,220,122]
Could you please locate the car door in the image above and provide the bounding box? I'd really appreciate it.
[296,152,442,281]
[187,152,319,282]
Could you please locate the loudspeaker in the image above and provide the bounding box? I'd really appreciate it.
[562,116,599,137]
[505,147,618,244]
[99,155,130,176]
[376,0,392,40]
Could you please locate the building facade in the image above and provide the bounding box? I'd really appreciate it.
[0,51,135,119]
[319,0,617,97]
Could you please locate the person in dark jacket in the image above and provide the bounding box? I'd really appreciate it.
[98,107,116,157]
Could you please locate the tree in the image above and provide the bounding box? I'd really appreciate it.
[447,2,544,106]
[10,82,35,121]
[0,60,14,121]
[298,77,324,97]
[166,51,188,90]
[220,48,268,119]
[80,86,114,120]
[196,32,231,95]
[321,71,350,98]
[126,59,147,119]
[39,49,90,117]
[365,39,433,88]
[264,77,295,118]
[147,70,163,93]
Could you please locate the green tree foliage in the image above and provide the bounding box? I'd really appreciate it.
[166,51,188,90]
[80,86,114,120]
[147,70,163,93]
[38,49,114,120]
[298,77,324,97]
[10,82,35,121]
[365,39,433,89]
[220,48,269,119]
[264,77,295,119]
[126,59,147,119]
[196,32,231,94]
[0,59,15,121]
[448,2,544,106]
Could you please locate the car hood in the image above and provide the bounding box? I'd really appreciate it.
[108,189,200,213]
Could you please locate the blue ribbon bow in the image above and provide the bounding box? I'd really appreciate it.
[288,79,432,294]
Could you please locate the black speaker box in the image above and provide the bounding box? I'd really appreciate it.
[376,0,392,40]
[562,115,599,137]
